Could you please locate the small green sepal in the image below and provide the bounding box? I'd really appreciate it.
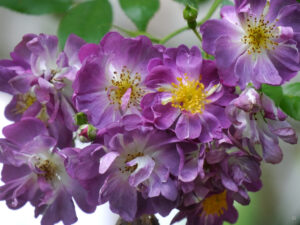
[75,112,88,126]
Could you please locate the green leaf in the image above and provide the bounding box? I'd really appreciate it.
[262,83,300,121]
[261,84,283,106]
[282,82,300,96]
[279,82,300,121]
[279,96,300,121]
[0,0,72,14]
[221,0,234,7]
[174,0,208,9]
[119,0,159,31]
[58,0,112,48]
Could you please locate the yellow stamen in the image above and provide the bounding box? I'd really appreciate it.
[242,12,279,55]
[14,93,36,114]
[35,159,58,181]
[36,105,49,123]
[106,66,145,108]
[169,75,210,114]
[202,191,228,217]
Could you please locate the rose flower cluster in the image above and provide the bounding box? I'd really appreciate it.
[0,0,299,224]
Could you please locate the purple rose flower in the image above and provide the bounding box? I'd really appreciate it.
[142,45,235,141]
[218,151,262,205]
[66,126,180,221]
[98,128,180,221]
[73,32,162,130]
[200,0,300,89]
[0,33,85,146]
[63,140,178,222]
[172,190,238,225]
[0,118,96,225]
[178,136,262,208]
[226,87,297,163]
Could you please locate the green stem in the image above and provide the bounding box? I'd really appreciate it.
[159,26,189,44]
[198,0,223,25]
[159,0,223,44]
[192,28,202,42]
[112,25,161,43]
[113,0,223,45]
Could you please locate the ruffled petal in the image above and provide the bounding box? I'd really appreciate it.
[128,155,155,187]
[39,190,77,225]
[175,45,202,80]
[234,52,255,89]
[99,152,120,174]
[200,19,243,54]
[64,34,85,67]
[3,118,48,145]
[253,54,282,86]
[175,114,202,140]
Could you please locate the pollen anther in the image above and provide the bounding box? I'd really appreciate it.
[242,13,279,54]
[202,191,228,217]
[107,66,145,108]
[169,75,210,114]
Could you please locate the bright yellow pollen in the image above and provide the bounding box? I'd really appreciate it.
[170,75,209,114]
[242,14,279,54]
[202,191,228,217]
[106,66,145,108]
[14,93,36,114]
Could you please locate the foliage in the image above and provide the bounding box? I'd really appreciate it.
[174,0,208,9]
[119,0,159,31]
[58,0,112,48]
[262,83,300,121]
[0,0,72,14]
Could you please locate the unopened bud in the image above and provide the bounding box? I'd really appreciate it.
[183,6,198,22]
[77,124,97,142]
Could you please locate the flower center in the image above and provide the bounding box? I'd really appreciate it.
[106,66,145,108]
[14,93,36,114]
[170,75,210,114]
[119,152,144,174]
[35,158,58,181]
[242,15,279,54]
[202,191,228,217]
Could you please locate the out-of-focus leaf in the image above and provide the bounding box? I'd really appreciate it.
[0,0,72,14]
[119,0,159,31]
[58,0,112,48]
[262,83,300,121]
[279,82,300,121]
[174,0,208,9]
[221,0,234,7]
[261,84,283,107]
[282,82,300,96]
[279,96,300,121]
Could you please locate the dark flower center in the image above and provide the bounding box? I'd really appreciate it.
[202,191,228,216]
[35,159,58,181]
[119,152,144,174]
